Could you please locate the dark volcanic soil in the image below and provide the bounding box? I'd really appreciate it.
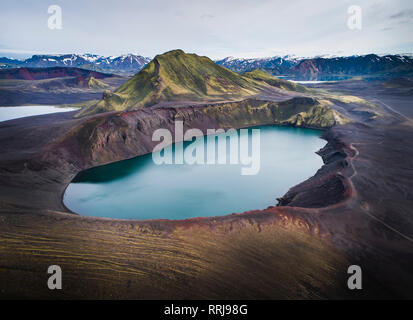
[0,80,412,299]
[0,75,129,106]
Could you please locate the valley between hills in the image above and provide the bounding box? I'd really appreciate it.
[0,50,412,299]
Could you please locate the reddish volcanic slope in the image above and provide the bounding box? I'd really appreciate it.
[0,67,114,80]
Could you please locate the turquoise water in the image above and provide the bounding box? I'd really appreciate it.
[64,126,325,220]
[0,106,77,122]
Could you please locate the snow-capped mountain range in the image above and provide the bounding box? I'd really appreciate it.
[215,55,300,74]
[0,54,151,74]
[215,54,413,80]
[1,52,412,79]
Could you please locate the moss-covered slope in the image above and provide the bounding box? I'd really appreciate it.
[84,76,107,89]
[243,69,309,93]
[77,50,269,117]
[200,97,340,129]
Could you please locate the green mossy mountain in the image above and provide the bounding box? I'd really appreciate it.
[77,50,271,117]
[84,76,107,89]
[243,69,309,93]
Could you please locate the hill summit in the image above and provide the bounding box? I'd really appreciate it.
[77,50,267,116]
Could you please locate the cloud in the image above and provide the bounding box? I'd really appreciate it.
[389,9,413,21]
[200,13,214,20]
[0,48,48,55]
[1,0,412,58]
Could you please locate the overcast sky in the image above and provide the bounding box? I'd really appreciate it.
[1,0,412,59]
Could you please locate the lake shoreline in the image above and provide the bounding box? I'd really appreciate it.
[63,125,326,220]
[0,105,79,122]
[0,100,348,221]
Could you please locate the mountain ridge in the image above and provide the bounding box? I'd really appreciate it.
[76,50,316,117]
[0,54,151,75]
[0,67,127,106]
[77,49,272,116]
[216,54,413,80]
[2,52,413,79]
[0,66,116,80]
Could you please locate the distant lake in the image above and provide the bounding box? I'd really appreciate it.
[289,80,331,84]
[0,105,78,122]
[287,75,354,82]
[64,126,325,220]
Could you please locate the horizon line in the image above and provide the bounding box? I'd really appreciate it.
[1,48,413,61]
